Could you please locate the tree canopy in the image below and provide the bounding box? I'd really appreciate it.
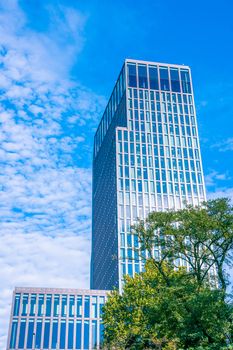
[102,198,233,350]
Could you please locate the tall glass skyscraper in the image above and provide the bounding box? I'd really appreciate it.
[7,59,206,349]
[91,59,206,291]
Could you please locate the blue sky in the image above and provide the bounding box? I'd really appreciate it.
[0,0,232,347]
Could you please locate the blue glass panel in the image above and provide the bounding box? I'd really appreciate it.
[18,320,26,349]
[149,66,159,90]
[170,68,181,92]
[45,295,52,316]
[38,295,44,316]
[43,322,50,349]
[91,296,97,318]
[61,295,67,317]
[127,63,137,87]
[52,322,58,349]
[22,294,28,316]
[53,295,60,317]
[9,321,18,348]
[84,321,89,350]
[77,296,82,317]
[100,322,104,345]
[159,67,170,91]
[92,320,97,348]
[68,322,74,349]
[13,294,20,316]
[99,297,105,317]
[75,320,82,349]
[84,296,90,318]
[180,70,191,93]
[60,322,66,349]
[138,65,148,88]
[26,321,34,349]
[69,296,75,317]
[30,294,36,316]
[35,321,42,349]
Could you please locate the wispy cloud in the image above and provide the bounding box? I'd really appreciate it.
[0,1,105,348]
[212,138,233,152]
[205,170,232,187]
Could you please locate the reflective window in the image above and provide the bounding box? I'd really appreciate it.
[35,321,42,349]
[46,294,52,316]
[170,68,181,92]
[92,320,97,349]
[30,294,36,316]
[26,320,34,349]
[38,295,44,316]
[76,320,82,349]
[180,69,191,93]
[99,297,105,317]
[60,322,66,349]
[149,65,159,90]
[159,67,170,91]
[52,321,58,349]
[13,294,20,316]
[84,296,90,318]
[84,321,90,350]
[61,295,67,317]
[22,294,28,316]
[18,320,26,348]
[43,322,50,349]
[127,63,137,87]
[68,322,74,349]
[100,322,105,345]
[53,295,60,316]
[69,295,75,317]
[138,65,148,88]
[91,296,97,318]
[9,321,18,349]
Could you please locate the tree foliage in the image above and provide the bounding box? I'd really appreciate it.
[102,199,233,349]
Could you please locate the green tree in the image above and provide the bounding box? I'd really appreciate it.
[103,199,233,349]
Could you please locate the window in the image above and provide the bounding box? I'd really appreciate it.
[76,320,82,349]
[61,295,67,317]
[99,297,105,317]
[180,69,191,93]
[84,296,90,318]
[53,295,60,316]
[149,65,159,90]
[68,322,74,349]
[43,322,50,349]
[18,320,26,349]
[84,321,90,350]
[22,294,28,316]
[91,296,97,318]
[170,68,181,92]
[45,294,52,316]
[69,295,75,317]
[13,294,20,316]
[52,321,58,349]
[60,322,66,349]
[38,295,44,316]
[138,65,148,88]
[159,67,170,91]
[9,321,18,349]
[127,63,137,87]
[92,320,98,349]
[30,294,36,316]
[35,321,42,349]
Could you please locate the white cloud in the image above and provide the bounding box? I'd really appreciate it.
[205,170,231,187]
[0,1,105,348]
[213,138,233,152]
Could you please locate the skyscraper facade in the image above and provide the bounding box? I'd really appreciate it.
[7,287,108,350]
[91,59,206,291]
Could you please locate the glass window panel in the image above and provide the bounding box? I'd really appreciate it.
[43,322,50,349]
[138,64,148,88]
[159,67,170,91]
[27,320,34,349]
[100,322,104,346]
[180,69,191,93]
[170,68,181,92]
[69,296,75,317]
[53,295,60,317]
[99,297,105,317]
[127,63,137,87]
[52,321,58,349]
[84,321,90,350]
[68,322,74,349]
[13,294,20,316]
[22,294,28,316]
[61,295,67,317]
[60,322,66,349]
[18,320,26,349]
[92,320,97,349]
[149,65,159,90]
[84,296,90,318]
[10,321,18,349]
[91,296,97,318]
[38,295,44,316]
[35,321,42,349]
[30,294,36,316]
[46,295,52,317]
[76,320,82,350]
